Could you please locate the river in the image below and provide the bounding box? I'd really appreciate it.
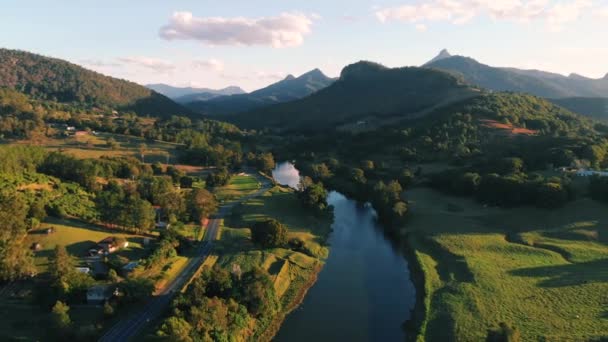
[272,162,416,341]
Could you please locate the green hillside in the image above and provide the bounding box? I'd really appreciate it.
[0,49,190,117]
[228,61,478,131]
[426,54,608,98]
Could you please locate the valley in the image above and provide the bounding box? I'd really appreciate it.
[1,8,608,340]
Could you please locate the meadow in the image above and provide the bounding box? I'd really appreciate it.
[404,187,608,341]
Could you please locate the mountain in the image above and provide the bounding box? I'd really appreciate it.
[424,52,608,98]
[185,68,335,116]
[146,84,245,100]
[423,48,452,66]
[225,61,479,131]
[0,48,189,117]
[549,97,608,121]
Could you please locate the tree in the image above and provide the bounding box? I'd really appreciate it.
[399,169,414,187]
[350,168,367,185]
[299,182,329,213]
[106,137,119,150]
[251,219,288,248]
[187,188,218,223]
[0,241,36,281]
[138,143,147,163]
[158,317,193,342]
[51,301,71,331]
[256,153,275,174]
[392,201,408,223]
[238,267,279,318]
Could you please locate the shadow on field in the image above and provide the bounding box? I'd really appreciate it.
[509,258,608,287]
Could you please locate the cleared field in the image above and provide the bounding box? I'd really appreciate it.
[226,186,331,258]
[12,132,180,163]
[215,174,261,202]
[25,218,151,271]
[404,187,608,341]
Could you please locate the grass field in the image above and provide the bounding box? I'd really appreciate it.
[215,174,261,202]
[404,187,608,341]
[226,186,331,258]
[25,218,152,272]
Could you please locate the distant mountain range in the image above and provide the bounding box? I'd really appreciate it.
[224,61,478,131]
[185,69,335,116]
[0,48,189,118]
[424,50,608,98]
[146,84,245,101]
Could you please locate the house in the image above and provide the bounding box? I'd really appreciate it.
[86,285,113,304]
[66,126,76,131]
[576,169,608,177]
[75,267,91,274]
[97,236,129,254]
[122,261,139,275]
[31,242,42,251]
[74,130,89,136]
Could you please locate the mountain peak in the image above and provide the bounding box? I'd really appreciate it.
[424,49,453,66]
[340,61,387,79]
[300,68,327,79]
[284,74,296,81]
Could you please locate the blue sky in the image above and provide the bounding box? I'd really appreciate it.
[1,0,607,91]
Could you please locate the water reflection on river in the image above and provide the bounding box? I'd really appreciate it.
[272,162,416,342]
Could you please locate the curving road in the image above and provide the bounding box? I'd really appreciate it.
[99,173,271,342]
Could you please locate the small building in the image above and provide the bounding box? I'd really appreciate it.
[46,227,55,235]
[31,242,42,251]
[86,285,112,305]
[74,130,89,137]
[576,169,608,177]
[122,261,139,275]
[97,236,129,254]
[75,267,91,274]
[66,126,76,131]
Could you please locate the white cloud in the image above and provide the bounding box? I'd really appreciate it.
[117,56,175,72]
[415,23,428,32]
[598,6,608,17]
[159,11,316,48]
[191,58,225,72]
[375,0,596,30]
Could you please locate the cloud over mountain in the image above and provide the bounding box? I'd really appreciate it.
[159,11,316,48]
[375,0,594,30]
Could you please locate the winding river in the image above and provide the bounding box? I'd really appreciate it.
[272,162,416,341]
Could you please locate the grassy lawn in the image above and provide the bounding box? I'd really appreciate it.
[404,187,608,341]
[215,174,261,202]
[25,218,152,272]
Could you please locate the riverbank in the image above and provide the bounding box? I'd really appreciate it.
[257,263,323,341]
[216,184,333,341]
[402,187,608,341]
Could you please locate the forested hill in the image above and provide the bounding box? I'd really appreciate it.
[225,61,478,131]
[0,48,190,117]
[425,55,608,98]
[185,68,335,116]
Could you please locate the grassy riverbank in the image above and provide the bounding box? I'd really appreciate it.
[214,185,332,341]
[403,187,608,341]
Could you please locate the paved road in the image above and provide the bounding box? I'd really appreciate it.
[99,173,271,342]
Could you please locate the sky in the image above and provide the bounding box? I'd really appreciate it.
[1,0,607,91]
